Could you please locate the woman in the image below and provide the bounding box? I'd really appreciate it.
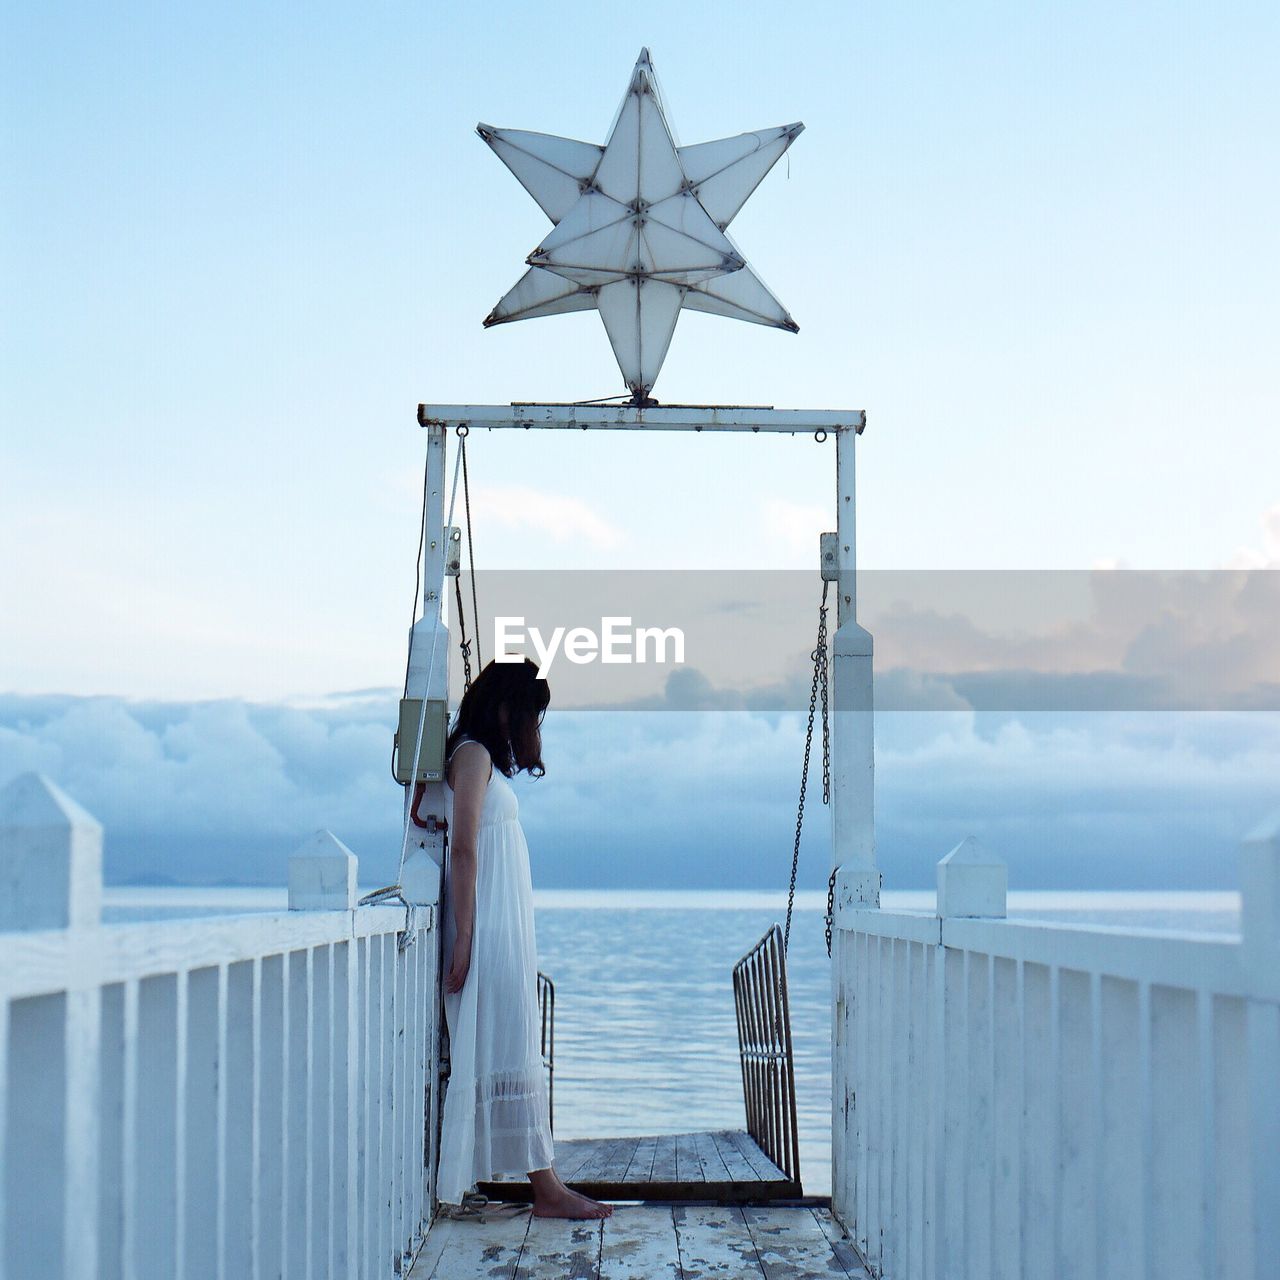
[413,658,612,1220]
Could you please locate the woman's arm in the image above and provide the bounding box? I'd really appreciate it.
[443,742,490,994]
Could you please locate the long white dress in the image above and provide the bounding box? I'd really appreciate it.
[437,738,555,1205]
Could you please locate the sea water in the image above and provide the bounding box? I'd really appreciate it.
[103,887,1241,1198]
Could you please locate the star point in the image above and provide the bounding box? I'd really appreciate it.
[480,49,802,402]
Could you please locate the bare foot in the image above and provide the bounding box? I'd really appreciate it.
[531,1184,612,1219]
[564,1185,613,1217]
[547,1167,611,1213]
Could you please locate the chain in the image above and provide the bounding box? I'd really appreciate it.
[453,573,473,691]
[784,580,831,955]
[820,608,831,805]
[825,866,838,958]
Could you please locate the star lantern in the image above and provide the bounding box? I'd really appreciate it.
[479,48,803,405]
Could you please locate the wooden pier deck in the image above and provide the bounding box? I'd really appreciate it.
[411,1202,870,1279]
[476,1129,802,1204]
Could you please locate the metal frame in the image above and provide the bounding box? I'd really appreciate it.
[414,397,878,1204]
[418,399,876,894]
[419,401,864,434]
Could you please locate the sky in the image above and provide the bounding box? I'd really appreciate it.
[2,1,1277,890]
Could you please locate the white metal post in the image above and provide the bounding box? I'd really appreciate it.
[1242,813,1280,1274]
[830,426,878,904]
[0,771,102,932]
[0,773,103,1280]
[288,831,359,910]
[937,837,1008,919]
[401,423,449,904]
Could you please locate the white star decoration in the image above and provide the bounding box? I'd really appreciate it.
[479,48,803,404]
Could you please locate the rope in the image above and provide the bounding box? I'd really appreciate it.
[460,435,482,671]
[401,455,430,699]
[783,579,831,955]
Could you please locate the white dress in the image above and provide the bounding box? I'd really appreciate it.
[436,738,555,1205]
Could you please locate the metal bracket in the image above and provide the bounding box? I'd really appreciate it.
[444,525,461,577]
[820,531,840,581]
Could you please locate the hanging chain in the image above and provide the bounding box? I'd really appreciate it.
[825,866,838,958]
[819,595,835,956]
[453,573,473,691]
[784,579,831,955]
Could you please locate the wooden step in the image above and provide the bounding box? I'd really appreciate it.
[475,1129,802,1204]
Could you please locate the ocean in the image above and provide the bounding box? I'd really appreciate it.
[103,887,1242,1198]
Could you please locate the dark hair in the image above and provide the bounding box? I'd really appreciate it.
[446,658,550,778]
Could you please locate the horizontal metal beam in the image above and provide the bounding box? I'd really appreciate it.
[418,402,866,434]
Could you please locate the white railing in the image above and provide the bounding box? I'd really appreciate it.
[0,773,441,1280]
[831,825,1280,1280]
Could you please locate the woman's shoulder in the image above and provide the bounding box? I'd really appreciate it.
[446,736,494,785]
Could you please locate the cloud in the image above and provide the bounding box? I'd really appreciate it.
[860,568,1280,710]
[2,691,1278,893]
[472,484,623,549]
[763,498,830,560]
[0,692,398,885]
[1225,503,1280,569]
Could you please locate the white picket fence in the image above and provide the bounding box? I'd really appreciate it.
[831,826,1280,1280]
[0,772,441,1280]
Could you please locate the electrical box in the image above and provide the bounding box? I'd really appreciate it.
[393,698,449,783]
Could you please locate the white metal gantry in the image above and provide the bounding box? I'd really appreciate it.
[412,400,877,904]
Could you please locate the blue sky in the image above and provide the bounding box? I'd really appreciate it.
[2,2,1277,889]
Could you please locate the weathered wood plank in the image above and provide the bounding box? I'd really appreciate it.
[596,1136,641,1185]
[559,1138,610,1182]
[674,1132,701,1183]
[711,1129,762,1182]
[599,1206,681,1280]
[482,1136,604,1189]
[514,1215,603,1279]
[481,1130,798,1203]
[571,1137,632,1186]
[672,1204,764,1277]
[649,1134,678,1183]
[743,1205,861,1279]
[415,1202,532,1279]
[416,1204,861,1278]
[809,1209,873,1279]
[693,1129,733,1185]
[723,1130,789,1182]
[621,1135,659,1184]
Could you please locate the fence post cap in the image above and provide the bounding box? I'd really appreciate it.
[288,829,358,910]
[938,835,1001,868]
[0,772,102,930]
[0,771,102,834]
[937,836,1007,918]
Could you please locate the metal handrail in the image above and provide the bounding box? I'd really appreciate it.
[732,924,802,1187]
[537,970,555,1134]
